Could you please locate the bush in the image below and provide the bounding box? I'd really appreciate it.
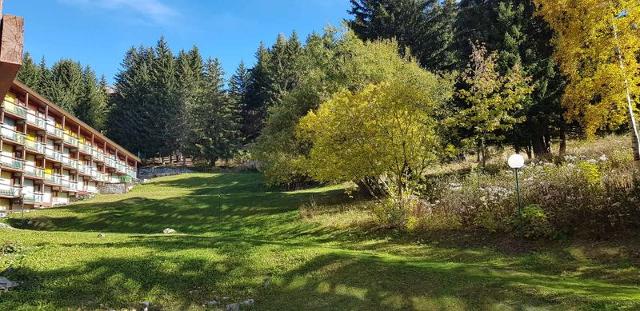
[512,204,554,239]
[406,147,640,238]
[372,194,414,229]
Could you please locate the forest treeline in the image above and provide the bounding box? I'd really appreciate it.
[15,0,640,189]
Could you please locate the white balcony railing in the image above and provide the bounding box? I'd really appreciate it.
[25,140,45,153]
[79,143,92,154]
[63,134,79,146]
[0,184,20,197]
[23,192,44,204]
[45,124,63,138]
[0,154,24,170]
[2,101,27,118]
[44,174,62,186]
[26,112,46,128]
[0,126,25,144]
[45,148,63,162]
[24,164,44,179]
[61,154,78,169]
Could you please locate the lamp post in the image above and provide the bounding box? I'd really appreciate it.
[508,154,525,218]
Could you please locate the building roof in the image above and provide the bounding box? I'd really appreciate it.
[11,80,141,163]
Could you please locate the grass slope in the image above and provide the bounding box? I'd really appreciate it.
[0,173,639,310]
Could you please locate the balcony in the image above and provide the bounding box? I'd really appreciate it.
[0,155,24,171]
[2,101,27,118]
[115,161,127,174]
[26,112,46,129]
[0,184,20,198]
[25,139,45,154]
[61,154,78,170]
[63,134,79,147]
[105,156,116,168]
[78,143,92,155]
[44,174,62,186]
[23,192,44,204]
[60,178,77,191]
[1,126,25,145]
[45,148,63,162]
[24,164,45,179]
[45,124,64,139]
[93,172,104,182]
[77,163,92,176]
[127,168,137,178]
[92,149,105,162]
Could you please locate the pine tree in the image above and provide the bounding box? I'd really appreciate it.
[45,59,84,113]
[347,0,459,71]
[242,44,270,142]
[149,37,181,157]
[76,67,108,131]
[175,47,204,158]
[17,53,41,88]
[108,47,153,156]
[190,59,241,164]
[229,61,250,144]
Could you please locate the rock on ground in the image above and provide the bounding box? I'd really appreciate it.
[0,277,18,292]
[162,228,177,234]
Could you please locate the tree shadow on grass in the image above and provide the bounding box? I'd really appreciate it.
[9,173,347,238]
[1,256,254,310]
[260,252,640,310]
[3,241,638,310]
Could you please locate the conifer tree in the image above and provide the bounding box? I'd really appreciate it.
[17,53,41,88]
[189,59,241,164]
[229,61,250,143]
[76,67,108,131]
[44,59,84,113]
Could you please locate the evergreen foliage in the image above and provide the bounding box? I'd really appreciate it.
[16,54,110,131]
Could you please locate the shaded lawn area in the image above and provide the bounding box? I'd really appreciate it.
[0,173,639,310]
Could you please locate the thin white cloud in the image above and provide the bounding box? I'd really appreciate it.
[60,0,178,24]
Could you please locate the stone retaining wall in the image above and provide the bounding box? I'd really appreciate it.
[138,167,194,179]
[98,183,135,194]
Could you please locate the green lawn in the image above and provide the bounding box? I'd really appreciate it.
[1,173,639,310]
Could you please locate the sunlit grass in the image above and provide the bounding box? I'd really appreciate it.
[0,172,638,310]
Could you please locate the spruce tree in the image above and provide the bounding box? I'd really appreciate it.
[190,59,240,164]
[229,61,250,144]
[149,38,181,157]
[45,59,84,113]
[76,67,108,131]
[243,43,272,142]
[17,53,41,88]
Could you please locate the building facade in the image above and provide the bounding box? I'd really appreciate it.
[0,81,139,211]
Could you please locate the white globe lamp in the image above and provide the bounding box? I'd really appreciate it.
[508,154,525,169]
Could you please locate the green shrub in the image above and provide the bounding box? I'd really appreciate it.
[512,204,554,239]
[372,195,413,229]
[577,161,602,187]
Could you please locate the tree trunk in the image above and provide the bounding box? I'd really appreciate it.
[559,123,567,160]
[481,137,486,169]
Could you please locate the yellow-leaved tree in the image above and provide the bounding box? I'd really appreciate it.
[534,0,640,160]
[297,58,452,199]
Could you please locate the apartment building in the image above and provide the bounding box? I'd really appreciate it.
[0,81,140,211]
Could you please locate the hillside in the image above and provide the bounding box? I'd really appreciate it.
[0,172,639,310]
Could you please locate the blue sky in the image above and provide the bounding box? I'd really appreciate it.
[4,0,351,84]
